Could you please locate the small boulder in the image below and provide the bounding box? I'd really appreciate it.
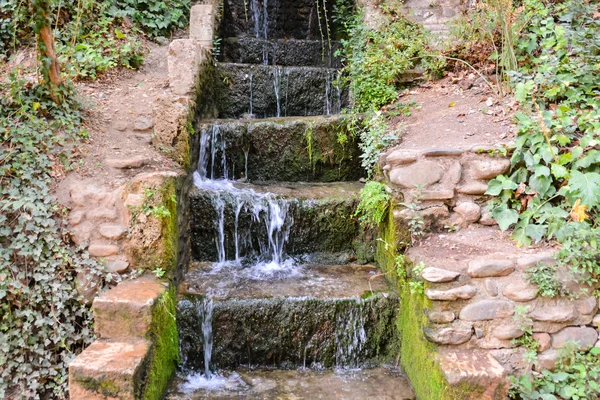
[577,296,597,315]
[470,158,510,180]
[459,300,514,321]
[485,279,498,296]
[453,202,481,224]
[456,181,489,195]
[529,305,576,323]
[534,350,558,372]
[421,267,460,283]
[503,279,538,302]
[479,208,497,226]
[533,333,551,353]
[424,323,473,345]
[428,311,456,324]
[389,161,444,189]
[425,285,477,301]
[468,259,515,278]
[493,325,524,340]
[89,243,119,257]
[516,252,556,270]
[552,327,598,351]
[133,116,154,131]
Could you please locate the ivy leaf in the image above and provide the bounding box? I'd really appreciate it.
[492,204,519,231]
[486,175,518,196]
[551,163,569,179]
[567,171,600,208]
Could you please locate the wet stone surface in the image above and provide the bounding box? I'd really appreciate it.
[167,367,415,399]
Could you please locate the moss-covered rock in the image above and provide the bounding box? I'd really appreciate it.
[178,294,399,371]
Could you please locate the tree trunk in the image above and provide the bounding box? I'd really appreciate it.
[34,1,63,103]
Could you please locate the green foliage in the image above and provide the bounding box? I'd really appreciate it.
[510,345,600,400]
[525,263,566,298]
[338,6,444,112]
[0,76,109,398]
[400,185,426,242]
[355,181,391,228]
[487,0,600,246]
[109,0,191,38]
[356,110,402,176]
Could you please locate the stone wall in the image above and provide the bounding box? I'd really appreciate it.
[380,144,511,230]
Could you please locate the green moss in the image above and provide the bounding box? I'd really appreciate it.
[159,178,179,277]
[77,377,121,398]
[142,287,179,400]
[376,205,477,400]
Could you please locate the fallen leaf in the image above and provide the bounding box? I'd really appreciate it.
[570,199,588,222]
[448,101,456,107]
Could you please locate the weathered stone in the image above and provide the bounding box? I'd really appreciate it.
[534,350,558,372]
[422,148,464,157]
[385,149,419,166]
[454,202,481,224]
[420,189,455,200]
[485,279,498,296]
[424,323,473,345]
[99,224,128,240]
[425,285,477,301]
[428,311,455,324]
[106,155,152,169]
[479,208,497,226]
[105,258,130,274]
[457,181,489,195]
[503,280,537,302]
[189,4,217,45]
[76,271,101,305]
[389,161,444,189]
[475,328,484,339]
[113,120,128,131]
[70,183,109,207]
[552,327,598,351]
[515,252,556,270]
[577,296,597,315]
[69,339,150,400]
[87,207,119,221]
[460,300,514,321]
[168,39,209,96]
[89,243,119,257]
[493,325,524,340]
[593,314,600,327]
[421,267,460,283]
[468,259,514,278]
[533,333,551,353]
[470,158,510,180]
[92,276,165,339]
[437,350,509,400]
[124,193,145,209]
[446,162,462,185]
[68,210,86,226]
[529,305,576,323]
[133,116,153,131]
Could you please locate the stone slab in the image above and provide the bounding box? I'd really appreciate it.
[189,4,216,45]
[69,339,150,400]
[93,276,166,339]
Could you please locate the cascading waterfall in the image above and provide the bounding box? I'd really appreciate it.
[335,300,368,368]
[248,73,253,115]
[273,66,283,117]
[193,125,295,272]
[200,297,214,377]
[251,0,268,39]
[324,70,342,115]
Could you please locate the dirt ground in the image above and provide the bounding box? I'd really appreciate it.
[391,74,517,149]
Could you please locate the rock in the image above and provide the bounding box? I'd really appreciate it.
[105,156,152,169]
[503,279,538,302]
[454,202,481,224]
[422,148,464,157]
[99,224,128,240]
[168,39,208,96]
[529,305,576,323]
[87,207,119,222]
[516,252,556,270]
[475,328,484,339]
[479,208,497,226]
[133,116,154,131]
[468,259,515,278]
[593,314,600,327]
[124,193,145,209]
[437,350,509,399]
[76,271,101,305]
[428,311,456,324]
[189,4,217,44]
[534,350,558,372]
[389,161,444,189]
[460,300,514,321]
[456,181,489,195]
[424,324,473,345]
[105,259,130,274]
[552,327,598,351]
[70,183,109,207]
[577,296,597,315]
[92,276,165,339]
[113,120,128,131]
[425,285,477,301]
[446,162,462,185]
[385,149,418,166]
[68,210,86,226]
[470,159,511,180]
[69,339,151,400]
[420,190,455,200]
[88,243,120,257]
[485,279,498,296]
[533,333,551,353]
[493,325,524,340]
[421,267,460,283]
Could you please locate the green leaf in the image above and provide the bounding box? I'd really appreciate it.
[567,171,600,208]
[492,205,519,231]
[486,175,518,196]
[114,28,126,39]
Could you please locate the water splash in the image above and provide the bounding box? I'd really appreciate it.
[273,66,283,117]
[251,0,268,39]
[335,300,367,368]
[199,297,214,377]
[249,73,253,116]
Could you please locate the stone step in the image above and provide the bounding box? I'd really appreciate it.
[69,339,151,400]
[93,275,167,339]
[194,115,364,182]
[167,367,415,399]
[220,37,342,67]
[190,181,369,262]
[437,350,509,400]
[178,263,398,370]
[214,63,348,119]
